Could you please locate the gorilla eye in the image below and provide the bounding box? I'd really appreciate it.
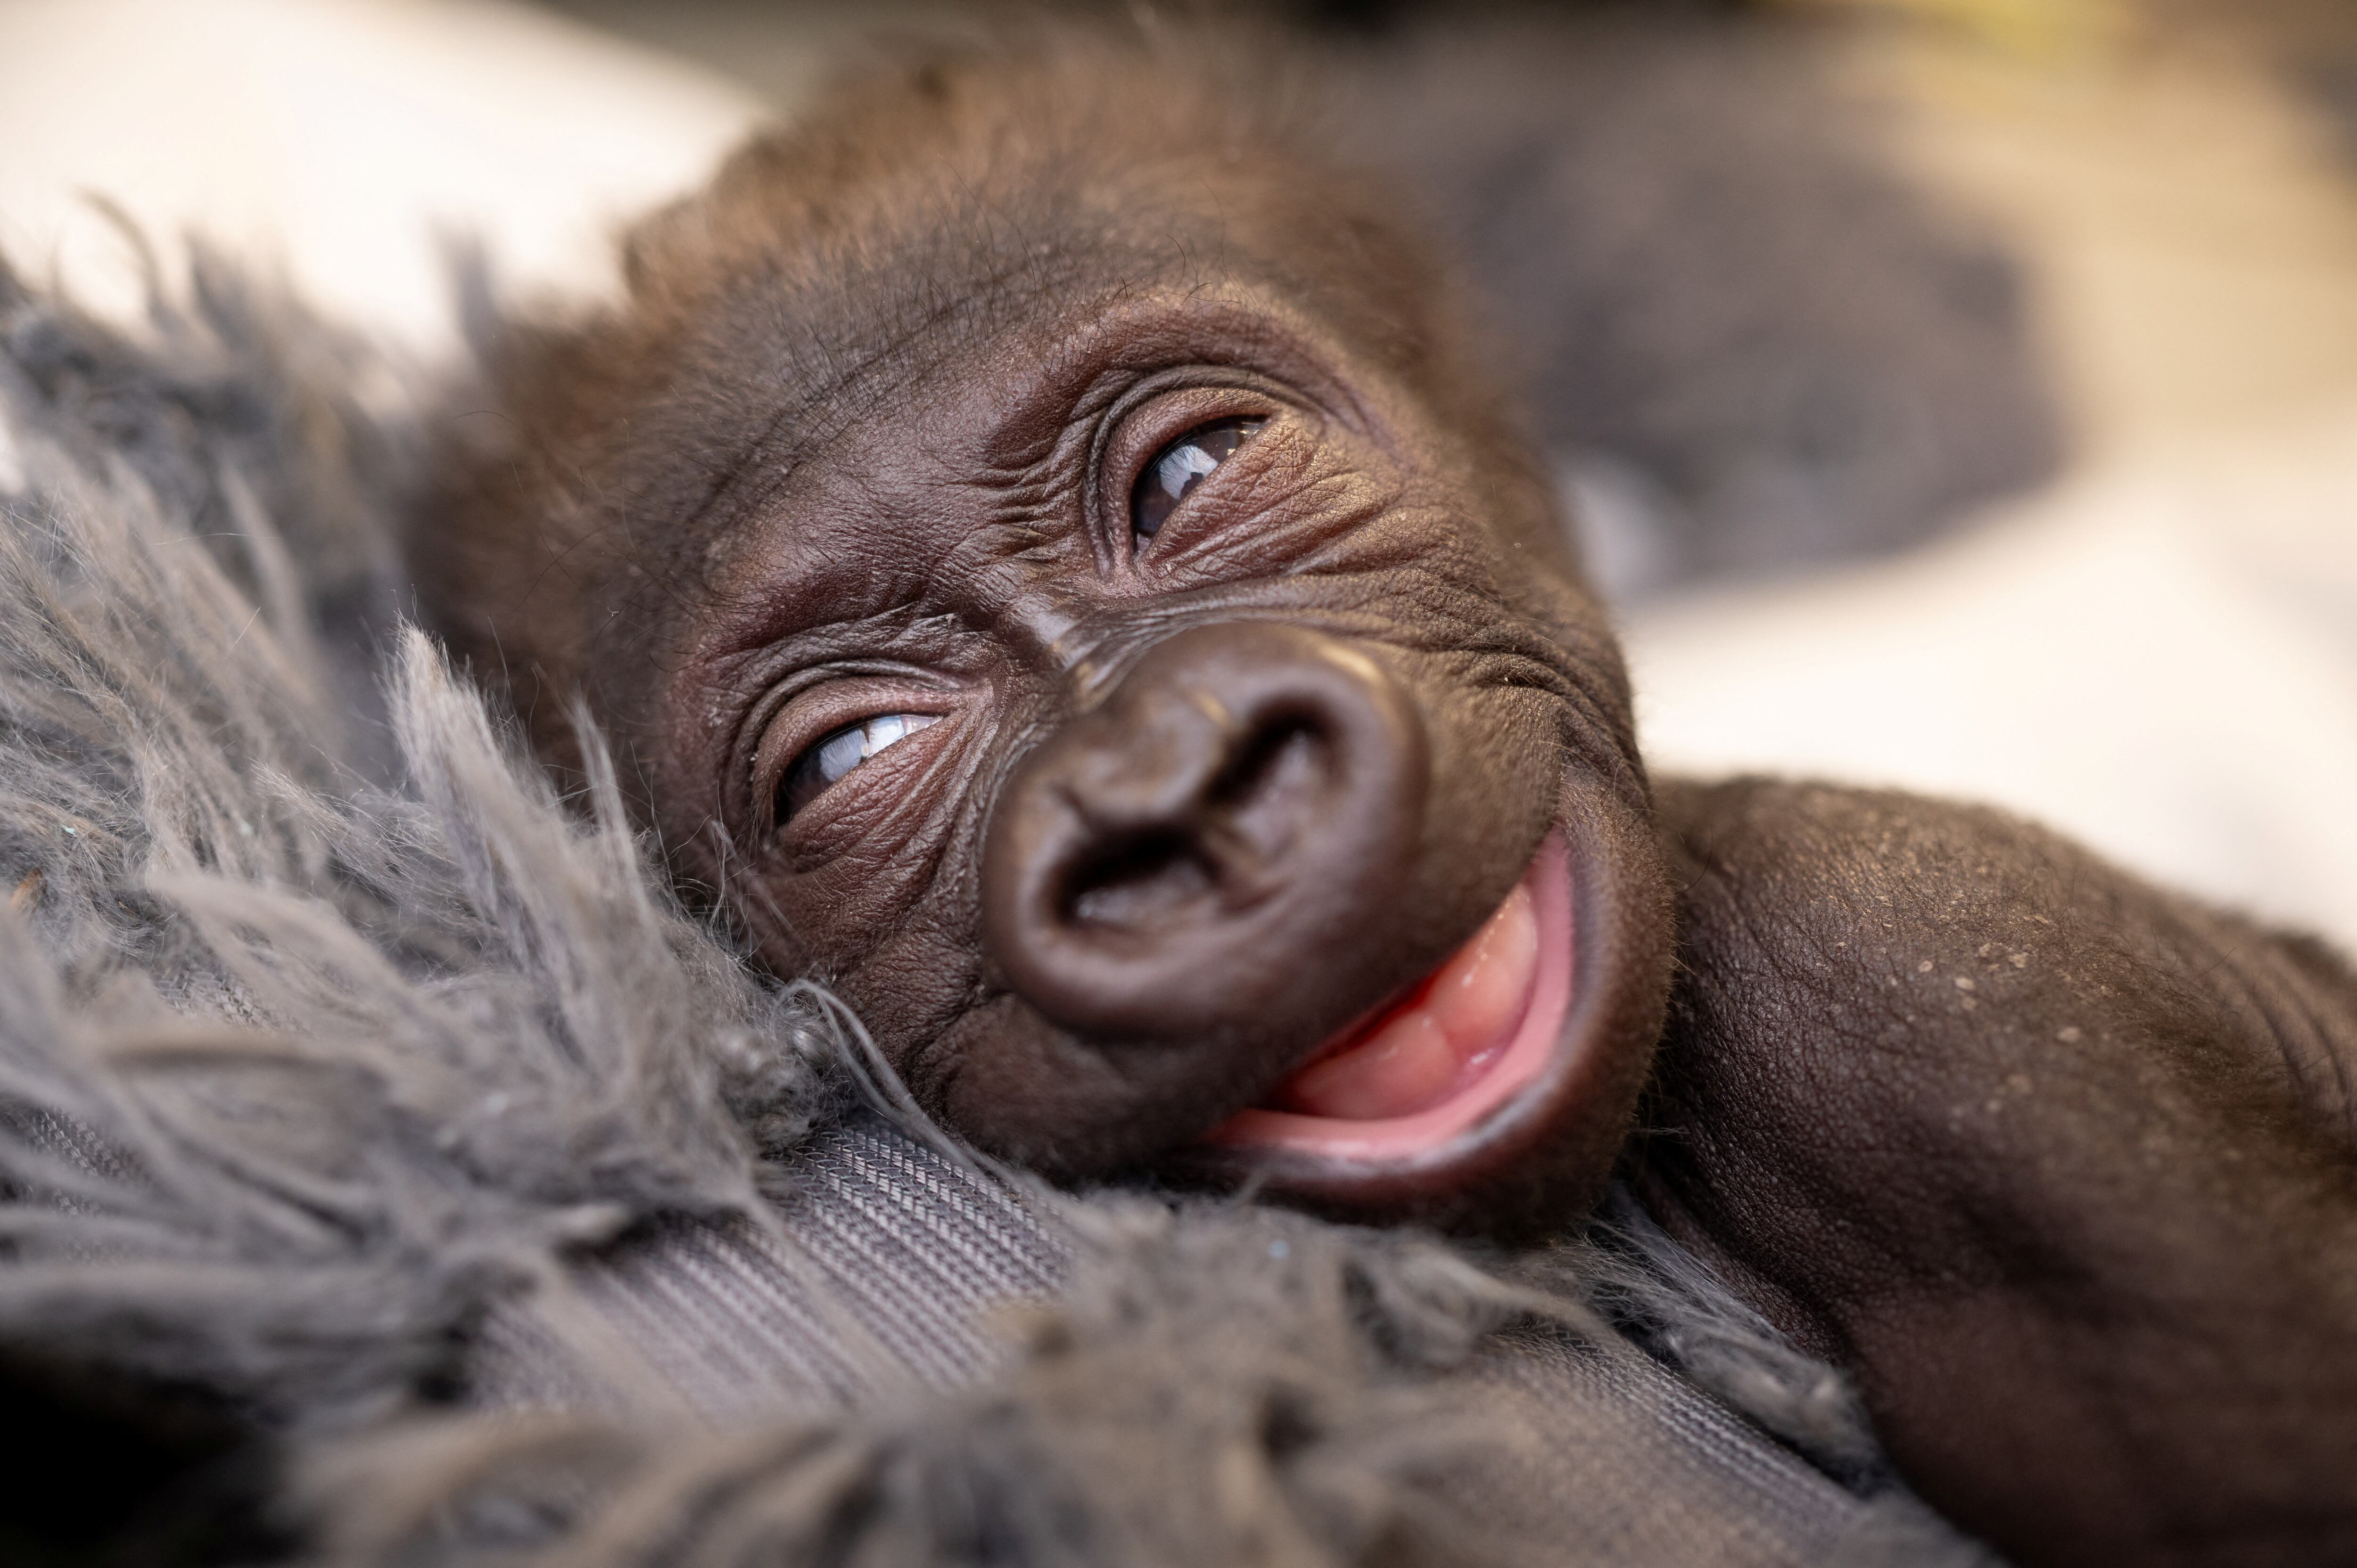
[781,713,940,819]
[1130,417,1264,540]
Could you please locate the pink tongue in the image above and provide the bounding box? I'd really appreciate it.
[1278,878,1540,1120]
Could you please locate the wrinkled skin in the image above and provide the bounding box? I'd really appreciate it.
[419,34,2357,1568]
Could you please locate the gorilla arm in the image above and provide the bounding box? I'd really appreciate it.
[1635,777,2357,1568]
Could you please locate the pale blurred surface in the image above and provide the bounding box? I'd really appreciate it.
[1627,406,2357,951]
[0,0,2349,952]
[0,0,764,352]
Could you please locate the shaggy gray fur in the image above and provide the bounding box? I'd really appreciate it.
[0,255,842,1431]
[0,261,1994,1564]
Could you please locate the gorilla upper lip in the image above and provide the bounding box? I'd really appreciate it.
[1203,830,1573,1162]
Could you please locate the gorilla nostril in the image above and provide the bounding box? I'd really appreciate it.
[981,622,1429,1047]
[1058,709,1335,931]
[1207,712,1326,818]
[1061,826,1217,929]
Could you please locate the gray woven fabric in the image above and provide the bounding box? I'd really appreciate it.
[470,1113,1068,1423]
[1461,1327,1988,1567]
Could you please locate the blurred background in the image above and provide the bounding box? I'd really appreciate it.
[1,0,2352,952]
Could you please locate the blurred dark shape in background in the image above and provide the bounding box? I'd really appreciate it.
[1330,12,2060,599]
[2199,0,2357,171]
[532,0,2064,602]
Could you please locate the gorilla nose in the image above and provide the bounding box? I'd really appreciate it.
[982,622,1429,1047]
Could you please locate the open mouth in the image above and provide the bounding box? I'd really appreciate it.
[1205,831,1574,1162]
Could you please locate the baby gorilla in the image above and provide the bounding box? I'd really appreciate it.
[426,38,1673,1226]
[419,34,2357,1568]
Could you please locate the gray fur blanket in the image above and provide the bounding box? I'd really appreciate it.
[0,263,1993,1566]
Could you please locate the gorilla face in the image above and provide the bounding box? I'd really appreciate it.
[426,41,1674,1226]
[666,274,1672,1227]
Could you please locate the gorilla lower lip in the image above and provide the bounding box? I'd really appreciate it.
[1207,832,1573,1159]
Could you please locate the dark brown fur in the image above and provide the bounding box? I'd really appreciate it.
[415,29,2357,1568]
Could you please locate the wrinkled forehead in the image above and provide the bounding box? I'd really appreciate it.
[634,132,1430,478]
